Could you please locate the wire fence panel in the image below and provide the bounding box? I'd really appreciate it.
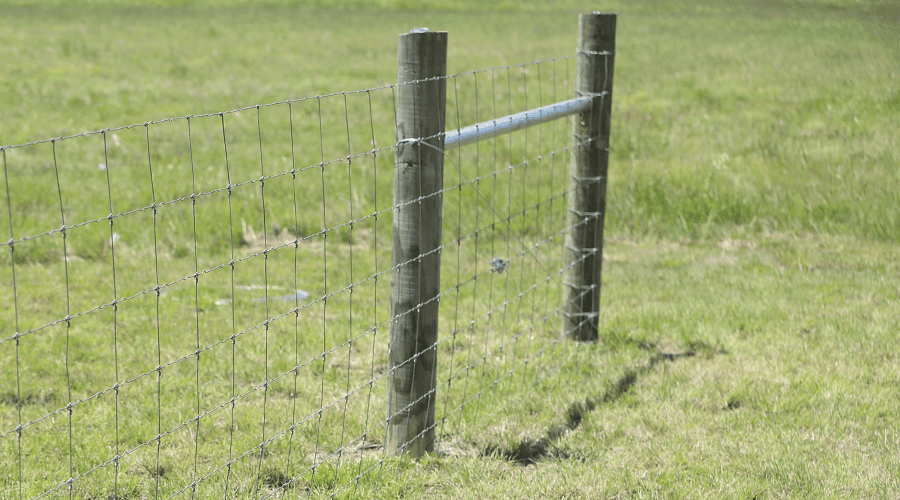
[426,56,589,444]
[2,87,399,499]
[0,13,614,499]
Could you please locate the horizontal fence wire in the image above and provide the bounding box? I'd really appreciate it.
[0,51,609,499]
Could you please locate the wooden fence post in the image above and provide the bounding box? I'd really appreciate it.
[563,13,616,342]
[386,28,448,458]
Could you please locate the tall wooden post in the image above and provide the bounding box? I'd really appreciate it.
[386,28,447,457]
[563,13,616,342]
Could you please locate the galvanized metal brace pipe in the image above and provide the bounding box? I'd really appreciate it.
[443,95,594,149]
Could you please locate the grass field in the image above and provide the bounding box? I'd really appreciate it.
[2,0,899,498]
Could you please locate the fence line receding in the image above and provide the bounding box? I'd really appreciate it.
[0,12,615,499]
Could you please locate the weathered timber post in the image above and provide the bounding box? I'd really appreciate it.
[386,28,447,458]
[563,13,616,342]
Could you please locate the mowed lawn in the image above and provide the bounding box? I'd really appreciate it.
[1,0,899,498]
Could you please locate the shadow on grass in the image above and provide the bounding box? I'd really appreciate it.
[483,341,726,465]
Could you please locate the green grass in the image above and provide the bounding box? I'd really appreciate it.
[1,0,899,498]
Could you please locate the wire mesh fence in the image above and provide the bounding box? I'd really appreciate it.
[1,13,614,499]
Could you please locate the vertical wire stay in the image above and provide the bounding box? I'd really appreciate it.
[222,111,237,500]
[0,20,614,495]
[475,68,497,425]
[101,129,122,500]
[546,57,561,371]
[376,82,401,493]
[254,104,270,499]
[356,88,379,495]
[146,123,163,500]
[514,62,530,396]
[486,66,503,417]
[50,140,76,499]
[557,54,574,367]
[442,73,462,439]
[285,101,300,492]
[186,116,202,500]
[532,62,546,384]
[456,68,480,435]
[335,91,354,480]
[501,65,514,384]
[527,62,544,386]
[312,95,328,497]
[2,146,24,500]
